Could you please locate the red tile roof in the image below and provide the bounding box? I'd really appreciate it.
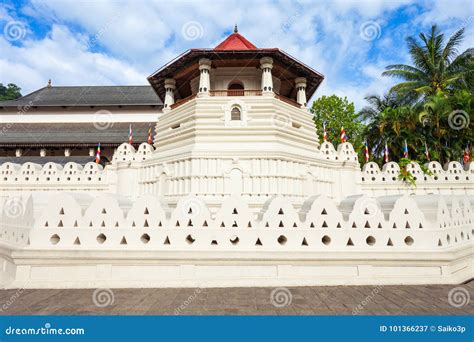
[214,33,258,50]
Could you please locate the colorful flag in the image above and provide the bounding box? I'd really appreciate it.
[424,141,430,161]
[464,146,471,165]
[340,127,347,143]
[128,124,133,145]
[403,140,409,158]
[95,142,101,164]
[364,140,370,163]
[147,126,153,145]
[323,123,328,142]
[384,142,389,163]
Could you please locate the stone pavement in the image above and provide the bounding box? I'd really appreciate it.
[0,282,472,315]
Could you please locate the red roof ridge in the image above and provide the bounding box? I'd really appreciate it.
[214,32,258,50]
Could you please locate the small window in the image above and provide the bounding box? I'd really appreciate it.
[231,107,241,121]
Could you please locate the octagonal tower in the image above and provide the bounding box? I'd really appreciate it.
[142,28,359,209]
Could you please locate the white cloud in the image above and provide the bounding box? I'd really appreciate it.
[0,25,146,93]
[417,0,472,24]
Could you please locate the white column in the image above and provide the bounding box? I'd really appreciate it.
[295,77,307,107]
[198,58,211,96]
[163,78,176,112]
[260,57,274,96]
[64,148,71,157]
[15,149,22,157]
[89,148,95,157]
[40,148,46,157]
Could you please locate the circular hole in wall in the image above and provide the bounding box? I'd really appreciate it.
[366,236,376,246]
[141,233,150,244]
[404,236,414,246]
[50,234,60,245]
[277,235,287,245]
[97,233,107,244]
[322,235,331,245]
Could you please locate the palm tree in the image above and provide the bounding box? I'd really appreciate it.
[382,25,472,100]
[359,92,402,122]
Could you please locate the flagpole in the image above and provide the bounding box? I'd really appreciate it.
[147,125,153,145]
[384,141,389,163]
[95,142,101,164]
[340,127,347,143]
[364,139,369,163]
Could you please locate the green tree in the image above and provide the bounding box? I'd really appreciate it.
[382,25,473,100]
[311,95,365,161]
[361,24,473,166]
[361,89,472,165]
[418,91,453,163]
[361,100,422,164]
[419,89,473,164]
[0,83,22,101]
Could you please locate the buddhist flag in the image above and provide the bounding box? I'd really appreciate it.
[424,141,430,161]
[464,146,471,165]
[147,126,153,145]
[384,142,389,163]
[364,140,370,163]
[323,122,328,142]
[340,127,347,143]
[128,124,133,145]
[95,143,101,164]
[403,140,409,158]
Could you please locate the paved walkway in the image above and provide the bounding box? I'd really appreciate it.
[0,282,472,315]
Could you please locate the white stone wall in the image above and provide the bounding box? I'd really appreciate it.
[361,161,472,197]
[1,192,472,287]
[1,192,471,250]
[0,161,108,199]
[0,107,162,124]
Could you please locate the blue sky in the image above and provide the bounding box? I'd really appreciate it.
[0,0,472,109]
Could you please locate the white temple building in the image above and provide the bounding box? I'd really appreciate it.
[0,28,472,288]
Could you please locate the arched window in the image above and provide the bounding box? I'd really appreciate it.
[231,107,241,121]
[228,81,244,90]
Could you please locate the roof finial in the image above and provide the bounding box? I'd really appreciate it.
[47,79,52,88]
[234,24,238,33]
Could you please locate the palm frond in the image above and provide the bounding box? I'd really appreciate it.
[442,28,465,63]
